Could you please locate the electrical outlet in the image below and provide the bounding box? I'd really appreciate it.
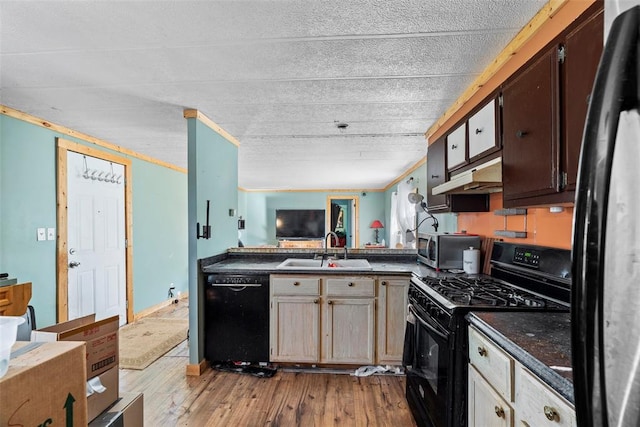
[47,228,56,240]
[36,228,46,241]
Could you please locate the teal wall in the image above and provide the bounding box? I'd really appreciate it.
[131,159,188,311]
[237,164,457,249]
[239,190,385,247]
[0,114,188,327]
[187,117,238,364]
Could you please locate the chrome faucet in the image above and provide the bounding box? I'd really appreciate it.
[321,232,339,266]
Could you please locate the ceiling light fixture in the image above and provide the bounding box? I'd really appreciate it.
[335,122,349,133]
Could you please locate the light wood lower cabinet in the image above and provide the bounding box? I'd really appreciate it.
[323,297,375,364]
[271,295,320,362]
[468,326,576,427]
[377,277,409,364]
[270,274,408,365]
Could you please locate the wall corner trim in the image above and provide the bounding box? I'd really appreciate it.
[2,104,187,173]
[183,109,240,147]
[425,0,579,143]
[186,360,209,377]
[384,157,427,192]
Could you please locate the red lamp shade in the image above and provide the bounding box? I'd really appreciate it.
[370,220,384,229]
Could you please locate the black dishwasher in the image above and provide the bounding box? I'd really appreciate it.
[204,273,270,363]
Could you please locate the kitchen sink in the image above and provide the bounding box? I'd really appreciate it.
[276,258,372,270]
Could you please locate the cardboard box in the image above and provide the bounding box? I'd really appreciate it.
[1,341,88,426]
[89,392,144,427]
[32,314,119,377]
[88,365,120,422]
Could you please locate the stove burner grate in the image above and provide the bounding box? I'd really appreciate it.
[419,276,546,308]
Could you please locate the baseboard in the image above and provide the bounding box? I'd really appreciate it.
[134,291,189,321]
[186,359,209,377]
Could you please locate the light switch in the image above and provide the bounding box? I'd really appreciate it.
[47,228,56,240]
[37,228,46,241]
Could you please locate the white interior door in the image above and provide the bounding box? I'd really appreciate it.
[67,151,126,326]
[350,199,357,248]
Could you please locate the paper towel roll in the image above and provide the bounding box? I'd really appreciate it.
[463,247,480,274]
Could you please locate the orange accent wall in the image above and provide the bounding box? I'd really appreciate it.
[457,193,573,249]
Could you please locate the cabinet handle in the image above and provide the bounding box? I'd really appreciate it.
[451,144,458,149]
[348,282,354,287]
[328,300,333,305]
[313,299,319,304]
[543,406,559,422]
[477,346,487,357]
[516,130,528,138]
[475,128,483,134]
[381,281,387,286]
[494,406,505,418]
[293,282,300,286]
[431,174,439,179]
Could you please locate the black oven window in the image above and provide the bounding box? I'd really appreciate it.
[416,327,440,393]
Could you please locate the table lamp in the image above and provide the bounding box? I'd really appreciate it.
[370,220,384,244]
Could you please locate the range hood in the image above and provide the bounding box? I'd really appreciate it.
[432,157,502,195]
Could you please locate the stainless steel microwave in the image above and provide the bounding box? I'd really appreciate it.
[417,232,481,270]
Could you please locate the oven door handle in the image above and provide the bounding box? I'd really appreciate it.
[409,304,449,341]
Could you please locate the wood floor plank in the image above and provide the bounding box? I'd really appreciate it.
[119,301,417,426]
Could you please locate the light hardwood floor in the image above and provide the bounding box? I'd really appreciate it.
[119,300,417,426]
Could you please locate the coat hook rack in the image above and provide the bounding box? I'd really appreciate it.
[197,200,211,239]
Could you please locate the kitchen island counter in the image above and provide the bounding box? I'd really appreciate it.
[200,248,433,276]
[466,311,573,404]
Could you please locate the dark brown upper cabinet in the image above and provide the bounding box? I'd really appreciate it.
[427,136,448,211]
[501,3,603,208]
[426,137,489,213]
[502,45,561,205]
[563,6,604,191]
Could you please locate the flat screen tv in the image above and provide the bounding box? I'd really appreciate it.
[276,209,325,239]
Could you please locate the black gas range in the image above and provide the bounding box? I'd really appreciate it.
[403,241,571,427]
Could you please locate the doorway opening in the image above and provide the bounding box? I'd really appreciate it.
[326,196,359,248]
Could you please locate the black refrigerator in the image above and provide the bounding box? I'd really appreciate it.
[572,5,640,427]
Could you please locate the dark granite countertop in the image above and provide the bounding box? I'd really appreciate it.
[467,311,573,404]
[200,249,438,276]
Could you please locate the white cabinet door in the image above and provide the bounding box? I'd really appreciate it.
[515,365,576,427]
[468,365,513,427]
[468,99,497,159]
[447,123,467,170]
[468,327,514,402]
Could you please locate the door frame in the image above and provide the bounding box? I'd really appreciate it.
[326,195,359,248]
[56,137,134,323]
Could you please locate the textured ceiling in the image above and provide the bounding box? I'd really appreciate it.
[0,0,546,190]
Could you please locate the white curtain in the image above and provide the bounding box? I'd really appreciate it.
[389,192,401,249]
[395,180,417,249]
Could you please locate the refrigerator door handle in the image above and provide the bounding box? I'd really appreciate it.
[572,7,640,427]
